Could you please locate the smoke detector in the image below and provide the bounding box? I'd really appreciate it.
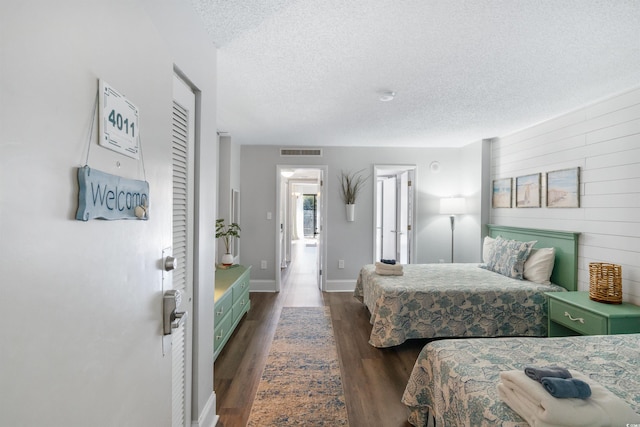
[379,91,395,102]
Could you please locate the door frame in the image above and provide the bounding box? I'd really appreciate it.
[275,165,328,292]
[373,164,417,264]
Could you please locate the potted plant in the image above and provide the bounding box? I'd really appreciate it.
[338,169,368,221]
[216,218,241,265]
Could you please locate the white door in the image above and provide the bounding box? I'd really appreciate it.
[374,166,416,264]
[316,170,324,289]
[398,170,414,264]
[381,176,397,260]
[171,75,195,427]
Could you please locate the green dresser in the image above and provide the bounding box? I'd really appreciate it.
[214,265,251,361]
[546,291,640,337]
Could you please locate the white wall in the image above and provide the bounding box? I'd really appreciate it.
[0,1,218,425]
[491,87,640,304]
[240,144,486,291]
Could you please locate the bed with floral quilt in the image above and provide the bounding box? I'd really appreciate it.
[353,226,579,347]
[401,333,640,427]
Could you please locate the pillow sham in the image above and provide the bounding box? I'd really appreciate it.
[524,247,556,285]
[482,236,496,263]
[485,236,536,280]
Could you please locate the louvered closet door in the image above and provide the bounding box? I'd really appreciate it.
[171,75,195,427]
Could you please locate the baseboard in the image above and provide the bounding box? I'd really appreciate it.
[324,280,356,292]
[250,279,355,293]
[192,391,217,427]
[250,279,277,292]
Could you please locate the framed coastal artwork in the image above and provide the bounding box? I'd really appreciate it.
[492,178,512,208]
[547,167,580,208]
[516,173,541,208]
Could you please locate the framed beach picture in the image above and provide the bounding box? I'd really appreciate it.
[516,173,541,208]
[492,178,512,208]
[547,167,580,208]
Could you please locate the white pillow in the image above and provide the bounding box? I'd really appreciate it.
[524,247,556,285]
[482,236,496,263]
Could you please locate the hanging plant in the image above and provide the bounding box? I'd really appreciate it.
[339,169,368,205]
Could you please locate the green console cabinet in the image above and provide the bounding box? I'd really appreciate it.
[214,265,251,361]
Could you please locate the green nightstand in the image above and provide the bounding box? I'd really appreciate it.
[545,291,640,337]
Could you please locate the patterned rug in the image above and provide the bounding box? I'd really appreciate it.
[247,306,349,426]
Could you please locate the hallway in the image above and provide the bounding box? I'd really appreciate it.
[281,238,323,307]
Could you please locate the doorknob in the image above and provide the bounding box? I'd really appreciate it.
[163,289,188,335]
[164,255,178,271]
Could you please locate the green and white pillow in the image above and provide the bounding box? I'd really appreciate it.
[485,236,536,279]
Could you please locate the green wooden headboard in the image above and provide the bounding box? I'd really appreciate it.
[487,225,580,292]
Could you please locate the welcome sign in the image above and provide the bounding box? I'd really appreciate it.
[76,166,149,221]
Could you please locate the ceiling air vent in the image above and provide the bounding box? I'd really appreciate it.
[280,148,323,157]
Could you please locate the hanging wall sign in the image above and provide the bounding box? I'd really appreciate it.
[99,80,140,159]
[76,166,149,221]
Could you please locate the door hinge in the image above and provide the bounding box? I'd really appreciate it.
[407,180,412,186]
[407,224,412,231]
[319,269,322,276]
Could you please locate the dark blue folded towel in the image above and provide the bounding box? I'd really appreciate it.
[524,365,572,382]
[541,377,592,399]
[380,259,396,265]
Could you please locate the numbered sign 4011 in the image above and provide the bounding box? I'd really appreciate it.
[99,80,140,159]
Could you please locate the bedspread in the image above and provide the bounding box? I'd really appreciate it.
[401,334,640,427]
[354,263,565,347]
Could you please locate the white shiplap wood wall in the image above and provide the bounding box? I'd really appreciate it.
[491,87,640,304]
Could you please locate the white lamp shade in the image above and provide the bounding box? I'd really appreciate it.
[440,197,466,215]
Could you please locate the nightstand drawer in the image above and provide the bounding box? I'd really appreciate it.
[549,299,607,335]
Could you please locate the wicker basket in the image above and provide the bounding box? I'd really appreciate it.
[589,262,622,304]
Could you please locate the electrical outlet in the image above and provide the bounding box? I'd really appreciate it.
[338,260,345,269]
[261,260,267,269]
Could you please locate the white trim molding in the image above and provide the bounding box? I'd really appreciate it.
[250,279,277,292]
[324,280,356,293]
[192,391,217,427]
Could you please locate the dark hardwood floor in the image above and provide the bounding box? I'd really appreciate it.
[214,240,427,427]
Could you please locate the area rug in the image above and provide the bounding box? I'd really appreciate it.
[247,306,349,426]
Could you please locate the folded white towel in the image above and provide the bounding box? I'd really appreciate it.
[497,370,640,427]
[375,261,403,271]
[375,268,403,276]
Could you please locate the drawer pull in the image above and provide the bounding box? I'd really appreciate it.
[216,307,224,316]
[564,311,585,324]
[216,329,224,340]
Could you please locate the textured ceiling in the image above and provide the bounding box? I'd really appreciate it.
[188,0,640,147]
